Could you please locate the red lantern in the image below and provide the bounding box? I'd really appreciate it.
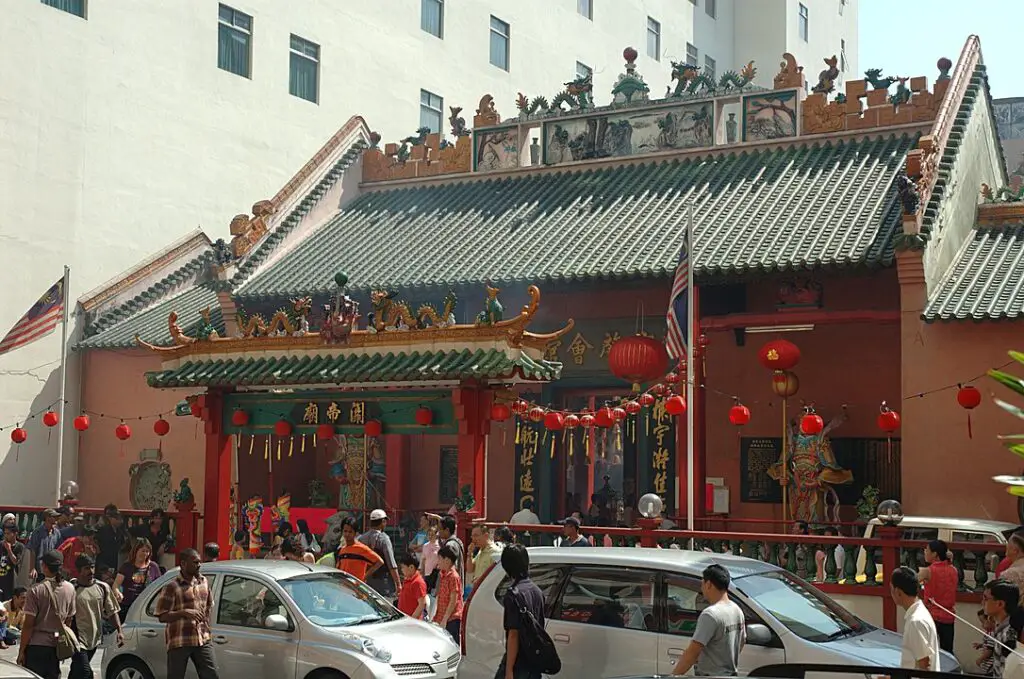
[153,418,170,436]
[73,415,90,432]
[800,413,824,436]
[665,395,687,416]
[877,408,901,434]
[490,403,512,422]
[364,420,383,437]
[544,412,565,431]
[512,400,530,416]
[190,402,202,418]
[528,407,545,423]
[231,409,250,427]
[651,383,667,396]
[758,340,801,371]
[42,411,59,428]
[638,393,655,407]
[415,407,434,426]
[624,401,641,415]
[611,407,627,422]
[10,428,26,444]
[728,404,751,426]
[274,420,292,437]
[580,413,595,428]
[771,370,800,398]
[317,423,335,440]
[594,407,614,428]
[564,414,580,429]
[607,334,669,390]
[115,423,132,441]
[665,372,680,385]
[957,385,982,438]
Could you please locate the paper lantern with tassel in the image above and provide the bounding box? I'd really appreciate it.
[415,407,434,426]
[316,423,335,445]
[594,407,614,428]
[491,403,511,422]
[664,395,686,416]
[728,403,751,427]
[607,334,669,391]
[153,417,170,452]
[528,407,545,423]
[231,409,250,427]
[956,384,981,438]
[877,401,901,462]
[73,415,90,432]
[42,411,59,428]
[800,411,824,436]
[364,420,383,437]
[10,426,25,461]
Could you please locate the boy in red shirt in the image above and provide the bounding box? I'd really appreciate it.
[397,553,428,619]
[432,545,463,639]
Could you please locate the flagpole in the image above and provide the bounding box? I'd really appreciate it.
[55,265,70,504]
[685,203,696,542]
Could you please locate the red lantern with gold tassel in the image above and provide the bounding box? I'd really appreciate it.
[316,423,335,443]
[607,334,669,391]
[594,407,614,429]
[491,403,511,422]
[153,417,170,452]
[364,420,383,437]
[528,407,545,423]
[956,384,981,438]
[758,339,801,371]
[10,426,26,461]
[564,414,580,459]
[877,401,900,462]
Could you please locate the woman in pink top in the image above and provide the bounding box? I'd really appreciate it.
[421,526,440,589]
[919,539,958,653]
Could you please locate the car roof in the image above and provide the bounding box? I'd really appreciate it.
[192,560,338,579]
[866,516,1019,532]
[525,546,780,577]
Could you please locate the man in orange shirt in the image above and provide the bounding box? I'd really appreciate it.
[58,525,98,580]
[316,517,383,582]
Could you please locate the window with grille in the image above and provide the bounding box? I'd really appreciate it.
[218,4,252,78]
[686,43,699,66]
[576,61,593,81]
[646,17,661,61]
[704,55,716,82]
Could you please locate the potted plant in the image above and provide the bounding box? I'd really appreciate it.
[856,485,880,525]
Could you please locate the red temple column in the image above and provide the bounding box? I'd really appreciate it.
[198,391,232,551]
[453,386,492,518]
[384,435,409,513]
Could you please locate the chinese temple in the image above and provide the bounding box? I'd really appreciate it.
[72,35,1024,544]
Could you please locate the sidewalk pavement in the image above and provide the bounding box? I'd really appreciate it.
[0,643,105,675]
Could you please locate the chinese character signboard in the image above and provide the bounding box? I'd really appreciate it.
[648,398,676,510]
[514,421,541,511]
[740,437,783,503]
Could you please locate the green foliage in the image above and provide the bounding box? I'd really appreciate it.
[989,351,1024,495]
[855,485,880,522]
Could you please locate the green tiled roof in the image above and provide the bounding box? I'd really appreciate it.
[236,133,915,300]
[77,285,225,349]
[922,225,1024,321]
[146,349,561,388]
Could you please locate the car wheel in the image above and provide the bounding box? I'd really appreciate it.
[109,657,154,679]
[307,670,348,679]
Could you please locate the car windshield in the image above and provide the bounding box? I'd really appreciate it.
[279,572,401,628]
[734,570,865,642]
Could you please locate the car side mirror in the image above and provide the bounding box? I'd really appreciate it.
[264,614,290,631]
[746,623,773,646]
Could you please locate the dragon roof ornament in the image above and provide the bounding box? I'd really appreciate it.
[136,283,574,361]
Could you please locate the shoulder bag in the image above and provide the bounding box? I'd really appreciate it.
[46,581,82,661]
[510,586,560,675]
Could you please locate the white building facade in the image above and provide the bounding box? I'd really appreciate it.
[0,0,857,504]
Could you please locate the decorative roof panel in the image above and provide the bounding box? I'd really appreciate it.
[77,285,224,349]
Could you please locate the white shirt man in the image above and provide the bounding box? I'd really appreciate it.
[890,567,939,671]
[509,503,540,525]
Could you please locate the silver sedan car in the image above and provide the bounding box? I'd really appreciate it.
[102,560,459,679]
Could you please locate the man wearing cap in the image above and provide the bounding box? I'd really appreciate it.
[360,510,401,598]
[27,510,63,583]
[561,517,590,547]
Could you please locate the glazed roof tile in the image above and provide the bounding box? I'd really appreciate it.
[77,285,224,349]
[236,133,917,300]
[145,348,561,388]
[922,224,1024,321]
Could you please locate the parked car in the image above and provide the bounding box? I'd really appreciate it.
[461,547,961,679]
[102,560,459,679]
[0,660,40,678]
[856,516,1017,582]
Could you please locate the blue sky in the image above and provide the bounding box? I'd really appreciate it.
[860,0,1021,100]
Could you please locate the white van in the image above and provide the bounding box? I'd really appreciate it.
[460,547,960,679]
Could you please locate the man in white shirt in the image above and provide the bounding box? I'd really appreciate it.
[509,499,540,525]
[890,566,939,671]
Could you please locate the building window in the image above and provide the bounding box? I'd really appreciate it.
[218,4,252,78]
[704,55,716,81]
[421,0,443,38]
[576,61,593,81]
[841,39,847,72]
[646,17,660,61]
[288,35,319,103]
[419,89,444,134]
[706,0,717,19]
[686,43,699,66]
[577,0,592,20]
[489,16,510,71]
[798,3,809,42]
[41,0,85,18]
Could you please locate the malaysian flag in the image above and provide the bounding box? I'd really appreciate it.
[0,278,66,357]
[665,227,690,361]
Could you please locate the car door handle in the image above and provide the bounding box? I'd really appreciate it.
[667,648,684,657]
[553,633,570,643]
[140,629,159,638]
[213,636,228,645]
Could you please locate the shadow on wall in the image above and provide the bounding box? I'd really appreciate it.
[0,366,66,505]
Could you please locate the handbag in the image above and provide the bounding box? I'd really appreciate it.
[510,587,560,675]
[45,580,82,661]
